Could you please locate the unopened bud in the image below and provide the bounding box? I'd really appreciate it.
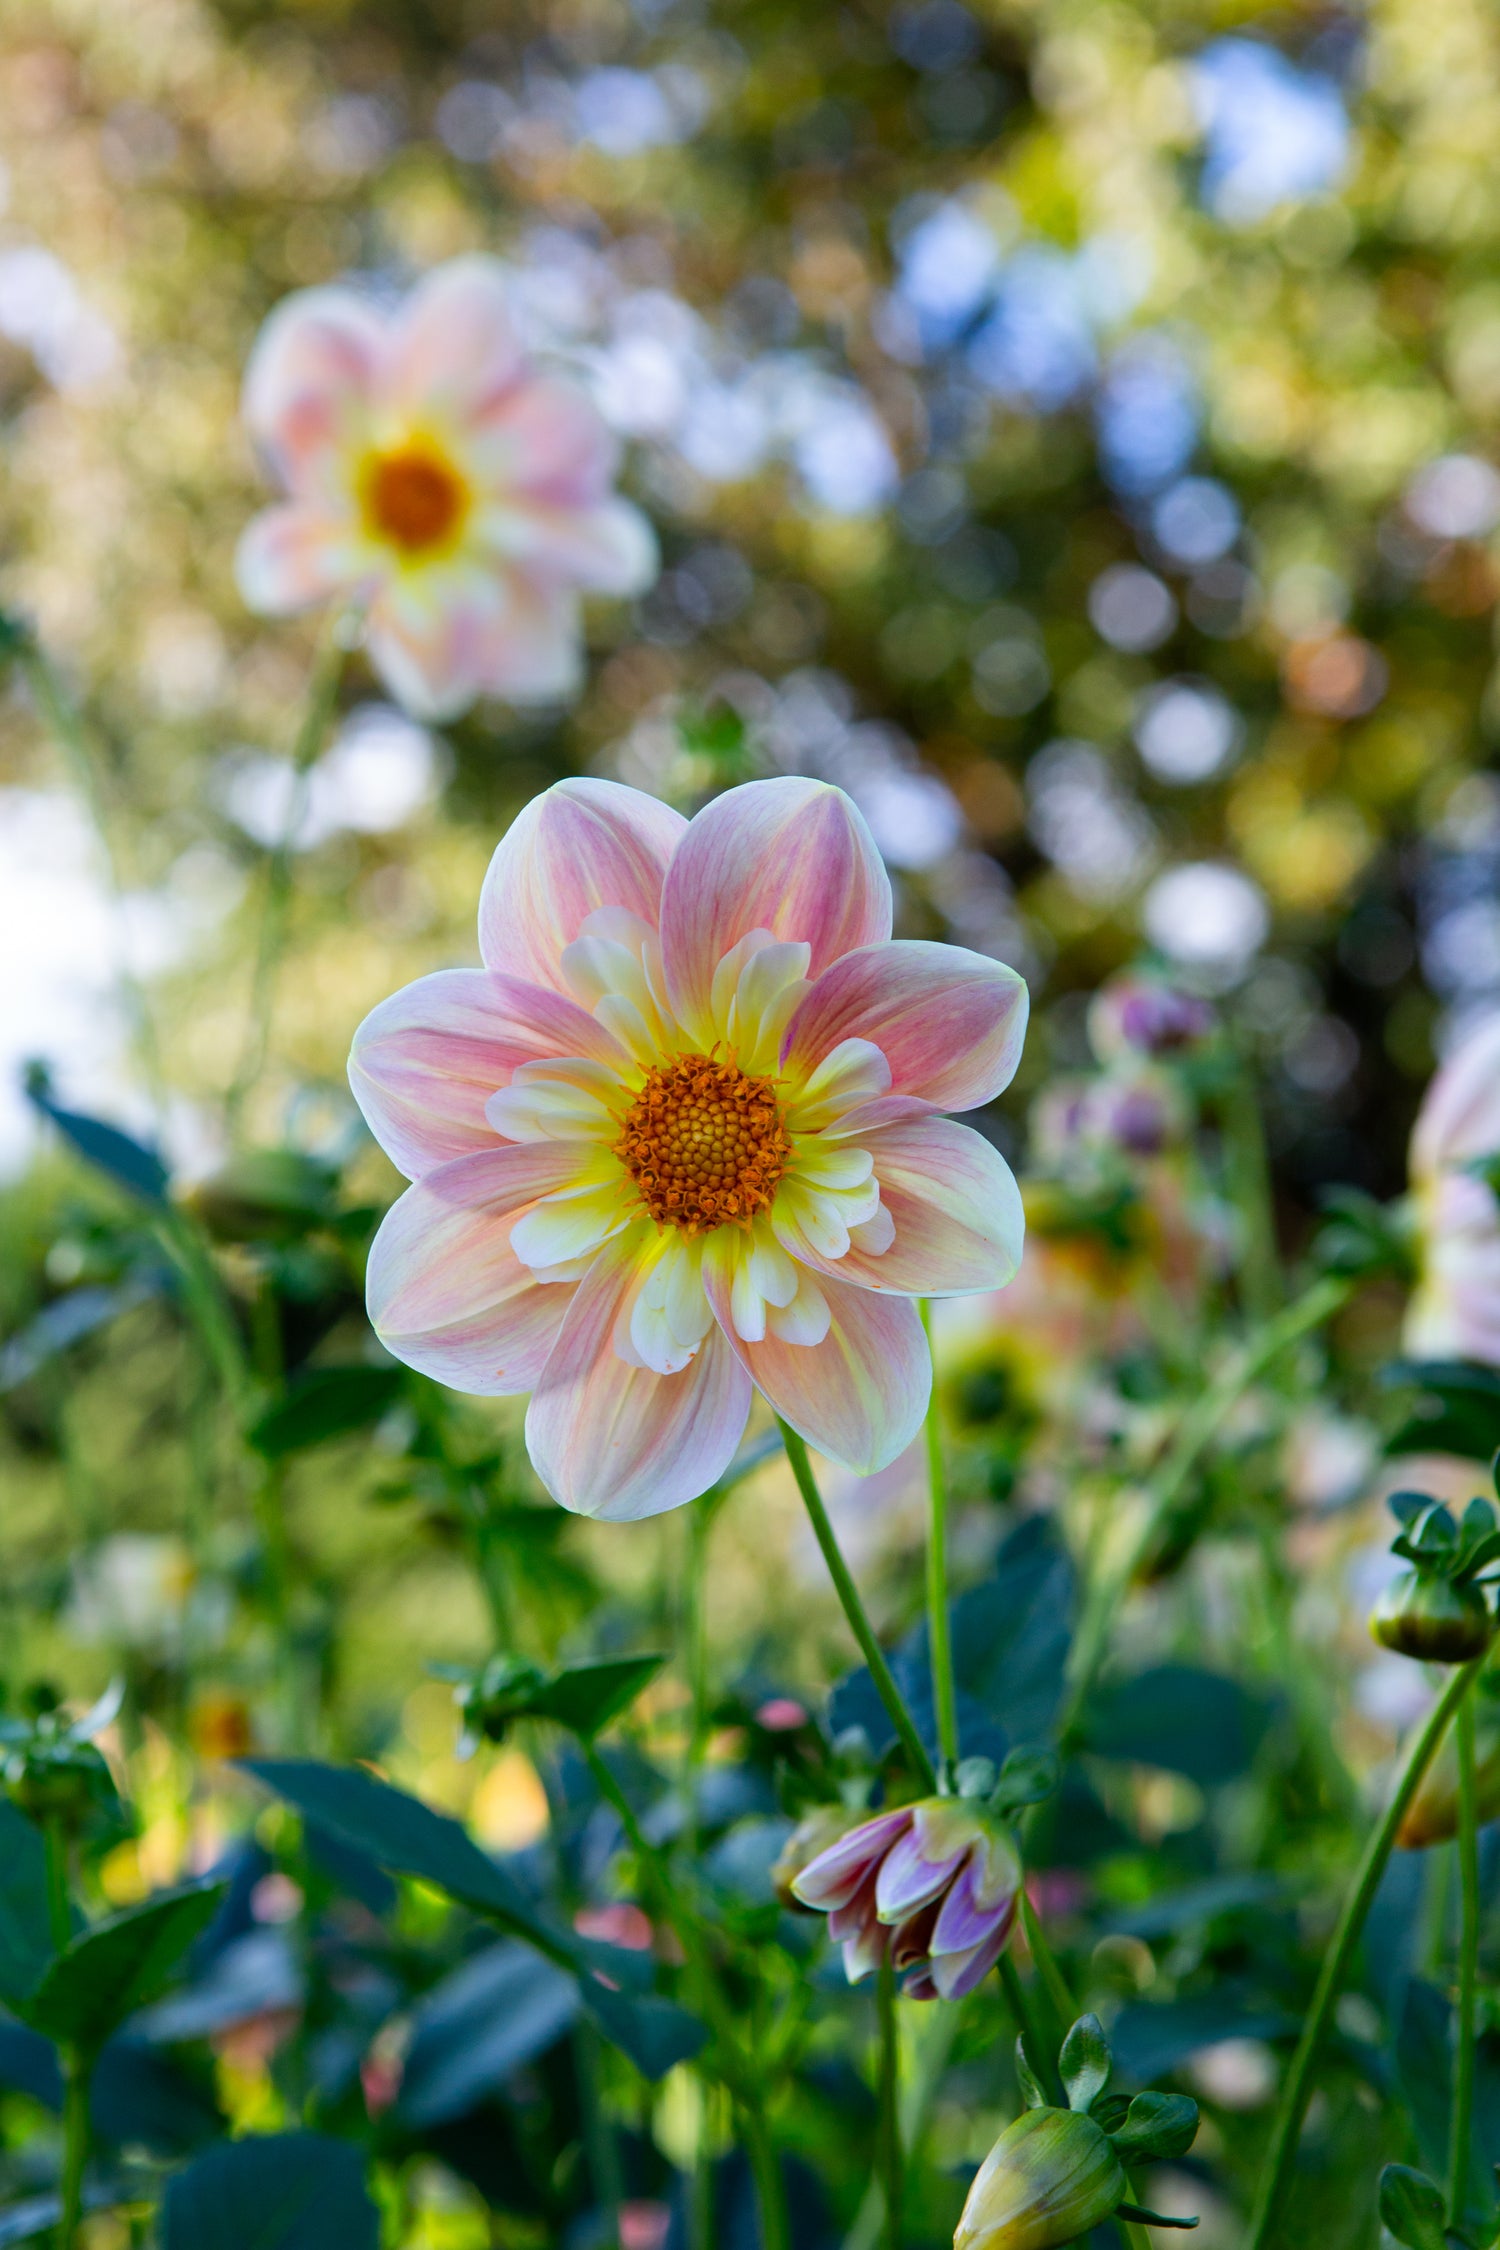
[1370,1571,1494,1664]
[954,2107,1125,2250]
[1400,1695,1500,1849]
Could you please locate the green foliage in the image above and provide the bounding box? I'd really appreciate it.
[161,2133,378,2250]
[18,1882,226,2054]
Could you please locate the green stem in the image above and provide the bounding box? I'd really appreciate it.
[1246,1659,1480,2249]
[56,2046,88,2250]
[227,625,350,1129]
[999,1953,1062,2105]
[1448,1678,1481,2229]
[778,1421,936,1792]
[1220,1052,1281,1327]
[877,1954,903,2250]
[738,2091,791,2250]
[919,1305,959,1778]
[1058,1274,1351,1751]
[1020,1891,1076,2033]
[574,2018,623,2245]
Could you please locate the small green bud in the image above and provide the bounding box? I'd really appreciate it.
[954,2107,1126,2250]
[1370,1571,1495,1664]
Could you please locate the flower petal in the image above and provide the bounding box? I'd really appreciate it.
[469,374,622,500]
[469,579,589,707]
[928,1915,1012,2000]
[790,1809,913,1912]
[479,494,658,595]
[526,1230,752,1519]
[235,503,368,617]
[702,1251,928,1475]
[793,1118,1025,1298]
[782,942,1030,1114]
[384,256,528,425]
[243,285,383,494]
[508,1177,632,1270]
[479,778,687,995]
[366,1144,583,1393]
[1412,1012,1500,1179]
[660,779,892,1049]
[349,968,630,1180]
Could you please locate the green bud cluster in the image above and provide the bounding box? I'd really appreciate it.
[1370,1487,1500,1665]
[954,2015,1200,2250]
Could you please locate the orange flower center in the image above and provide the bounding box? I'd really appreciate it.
[616,1054,790,1234]
[362,441,467,555]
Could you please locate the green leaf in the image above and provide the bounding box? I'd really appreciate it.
[528,1655,667,1738]
[1015,2035,1049,2111]
[1109,2091,1200,2163]
[20,1880,226,2052]
[1059,2013,1111,2114]
[162,2131,377,2250]
[396,1943,579,2128]
[1377,2164,1450,2250]
[0,1801,55,2004]
[1115,2208,1198,2230]
[990,1746,1060,1817]
[580,1981,706,2080]
[247,1368,405,1459]
[25,1074,168,1206]
[1082,1664,1269,1785]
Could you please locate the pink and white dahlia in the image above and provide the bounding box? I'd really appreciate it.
[791,1798,1022,1999]
[349,776,1027,1519]
[1405,1012,1500,1365]
[236,257,656,720]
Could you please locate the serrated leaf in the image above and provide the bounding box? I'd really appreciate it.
[528,1654,667,1738]
[247,1368,404,1459]
[1377,2164,1449,2250]
[1109,2090,1200,2163]
[20,1880,226,2052]
[161,2131,377,2250]
[1060,2012,1111,2114]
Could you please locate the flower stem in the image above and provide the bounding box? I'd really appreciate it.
[1246,1658,1480,2249]
[738,2093,791,2250]
[1447,1676,1481,2229]
[1058,1274,1352,1751]
[56,2045,88,2250]
[877,1953,903,2250]
[919,1304,959,1779]
[227,624,350,1130]
[778,1421,936,1792]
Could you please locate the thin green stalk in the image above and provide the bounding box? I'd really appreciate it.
[1000,1953,1061,2104]
[737,2091,791,2250]
[227,625,350,1128]
[1448,1679,1481,2229]
[1220,1053,1281,1326]
[843,2004,964,2250]
[919,1304,959,1778]
[1247,1659,1481,2249]
[574,2018,624,2246]
[778,1421,936,1792]
[877,1954,903,2250]
[1020,1891,1076,2034]
[56,2046,88,2250]
[1058,1274,1351,1751]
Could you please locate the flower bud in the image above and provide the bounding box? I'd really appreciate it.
[955,2108,1126,2250]
[1370,1570,1495,1664]
[1399,1695,1500,1849]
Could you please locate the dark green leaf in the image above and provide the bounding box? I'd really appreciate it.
[1059,2012,1111,2113]
[25,1076,168,1205]
[162,2131,377,2250]
[528,1654,667,1738]
[1109,1996,1298,2083]
[1109,2091,1200,2163]
[990,1746,1060,1817]
[1386,1365,1500,1464]
[1082,1665,1270,1785]
[20,1880,227,2052]
[247,1368,405,1459]
[948,1514,1076,1743]
[396,1943,578,2127]
[1377,2163,1449,2250]
[1115,2208,1198,2230]
[580,1981,707,2080]
[0,1800,55,2003]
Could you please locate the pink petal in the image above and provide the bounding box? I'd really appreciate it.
[791,1809,913,1912]
[477,496,657,596]
[659,780,892,1049]
[366,1144,584,1394]
[235,503,367,617]
[526,1231,752,1520]
[469,579,587,705]
[469,375,622,501]
[364,567,510,723]
[1412,1012,1500,1179]
[478,778,687,995]
[702,1251,928,1475]
[243,286,383,495]
[794,1118,1025,1298]
[349,968,630,1180]
[929,1916,1012,2000]
[384,256,528,425]
[782,941,1029,1115]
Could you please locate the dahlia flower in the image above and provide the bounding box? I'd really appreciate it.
[236,257,656,720]
[1405,1012,1500,1365]
[349,775,1027,1520]
[790,1797,1021,1999]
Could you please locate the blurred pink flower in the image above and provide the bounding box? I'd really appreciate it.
[235,257,656,720]
[791,1797,1021,1999]
[349,775,1027,1519]
[1406,1013,1500,1364]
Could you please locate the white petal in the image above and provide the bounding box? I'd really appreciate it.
[767,1268,832,1346]
[486,1076,617,1141]
[509,1182,631,1268]
[788,1038,893,1130]
[849,1202,896,1256]
[793,1143,876,1191]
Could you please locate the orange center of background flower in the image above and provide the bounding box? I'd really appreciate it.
[362,442,466,554]
[616,1054,790,1234]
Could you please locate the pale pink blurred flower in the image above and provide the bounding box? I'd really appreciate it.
[1406,1013,1500,1364]
[791,1797,1021,1999]
[348,775,1028,1519]
[235,257,656,721]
